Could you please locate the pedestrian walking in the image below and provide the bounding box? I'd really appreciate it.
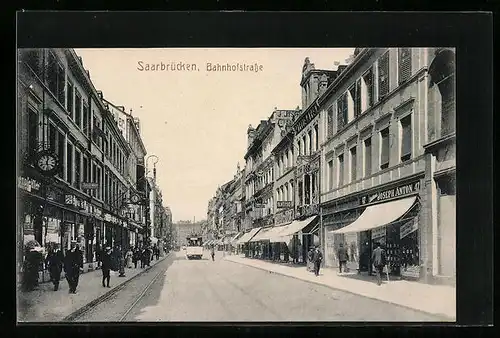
[64,241,83,294]
[371,242,387,286]
[101,246,113,288]
[337,243,349,274]
[126,248,133,268]
[155,246,160,260]
[140,248,146,268]
[312,245,323,276]
[307,247,314,272]
[45,243,64,291]
[210,246,215,261]
[133,247,140,268]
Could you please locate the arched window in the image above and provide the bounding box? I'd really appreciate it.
[429,49,456,137]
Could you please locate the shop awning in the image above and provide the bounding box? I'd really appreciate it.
[250,225,287,242]
[249,227,273,242]
[269,216,318,243]
[303,222,320,235]
[230,232,243,245]
[332,196,417,234]
[235,227,261,245]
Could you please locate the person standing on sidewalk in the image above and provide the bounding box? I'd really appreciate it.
[133,247,140,268]
[101,246,113,288]
[312,246,323,276]
[210,246,215,261]
[45,243,64,291]
[126,248,133,268]
[337,243,349,274]
[155,246,160,260]
[371,242,387,286]
[64,241,83,294]
[307,247,314,272]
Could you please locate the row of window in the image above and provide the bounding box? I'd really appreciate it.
[276,181,294,202]
[24,49,129,179]
[326,113,412,191]
[297,124,319,156]
[297,172,319,206]
[327,48,413,137]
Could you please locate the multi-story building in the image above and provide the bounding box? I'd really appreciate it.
[319,48,455,284]
[103,98,148,249]
[17,48,139,275]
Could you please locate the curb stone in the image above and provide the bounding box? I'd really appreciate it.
[62,253,173,322]
[224,257,455,321]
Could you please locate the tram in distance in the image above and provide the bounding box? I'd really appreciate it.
[185,235,203,260]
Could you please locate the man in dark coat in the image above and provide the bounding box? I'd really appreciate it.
[64,241,83,294]
[155,245,160,260]
[45,243,64,291]
[133,247,140,268]
[100,246,113,288]
[312,246,323,276]
[337,243,349,274]
[371,242,387,286]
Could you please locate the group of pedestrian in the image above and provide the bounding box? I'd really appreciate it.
[306,245,323,276]
[43,240,83,294]
[23,240,166,294]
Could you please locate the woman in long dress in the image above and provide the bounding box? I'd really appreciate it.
[126,249,133,268]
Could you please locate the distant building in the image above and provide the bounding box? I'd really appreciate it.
[174,220,205,247]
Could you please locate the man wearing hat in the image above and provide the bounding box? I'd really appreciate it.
[312,245,323,277]
[100,245,113,288]
[64,240,83,294]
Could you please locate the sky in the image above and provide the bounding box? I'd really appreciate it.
[74,48,355,222]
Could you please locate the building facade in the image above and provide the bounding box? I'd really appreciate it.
[17,48,139,274]
[208,48,455,285]
[319,48,455,284]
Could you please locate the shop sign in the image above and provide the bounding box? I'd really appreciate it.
[401,266,420,279]
[275,209,294,226]
[46,218,59,232]
[104,213,120,225]
[372,226,386,239]
[277,201,293,209]
[18,177,41,192]
[361,181,421,205]
[400,217,419,239]
[81,182,99,190]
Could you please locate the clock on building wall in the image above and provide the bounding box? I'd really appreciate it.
[34,150,60,177]
[130,194,141,204]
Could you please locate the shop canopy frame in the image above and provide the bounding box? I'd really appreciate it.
[269,216,318,243]
[249,225,288,242]
[331,196,417,234]
[229,232,243,245]
[235,227,261,245]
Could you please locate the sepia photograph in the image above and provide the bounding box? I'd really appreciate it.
[16,46,458,323]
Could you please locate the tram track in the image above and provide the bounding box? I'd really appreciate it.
[65,254,173,322]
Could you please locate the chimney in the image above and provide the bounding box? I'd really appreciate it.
[247,124,256,149]
[318,74,328,96]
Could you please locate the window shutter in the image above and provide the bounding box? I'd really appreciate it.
[398,48,412,84]
[364,138,372,176]
[380,129,389,165]
[401,116,412,156]
[378,52,390,99]
[355,79,362,118]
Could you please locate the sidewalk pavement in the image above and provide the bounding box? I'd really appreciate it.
[224,255,456,321]
[17,254,169,322]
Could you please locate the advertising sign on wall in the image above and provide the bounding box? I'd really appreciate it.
[361,180,421,206]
